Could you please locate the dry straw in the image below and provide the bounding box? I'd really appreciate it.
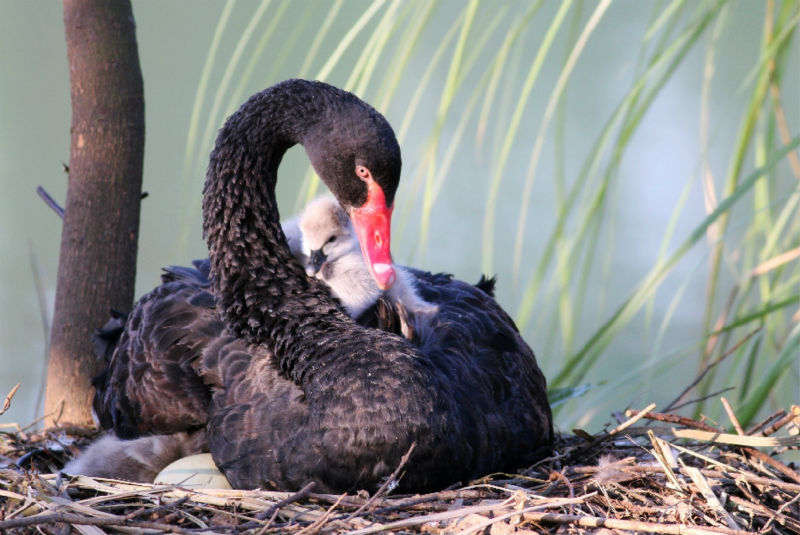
[1,401,798,534]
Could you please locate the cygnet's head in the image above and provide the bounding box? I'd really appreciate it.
[300,196,361,276]
[296,195,436,337]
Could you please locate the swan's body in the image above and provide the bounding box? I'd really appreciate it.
[72,80,552,492]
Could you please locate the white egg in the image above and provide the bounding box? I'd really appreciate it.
[154,453,232,489]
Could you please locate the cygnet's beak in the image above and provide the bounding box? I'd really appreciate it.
[307,249,327,276]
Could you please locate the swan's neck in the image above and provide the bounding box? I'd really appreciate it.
[202,82,350,356]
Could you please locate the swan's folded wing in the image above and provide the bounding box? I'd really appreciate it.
[403,268,553,473]
[93,268,223,438]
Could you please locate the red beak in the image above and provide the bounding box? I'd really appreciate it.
[349,179,397,290]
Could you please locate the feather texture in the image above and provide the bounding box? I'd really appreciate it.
[79,79,552,493]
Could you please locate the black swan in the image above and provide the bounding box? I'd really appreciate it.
[298,195,437,323]
[71,79,553,493]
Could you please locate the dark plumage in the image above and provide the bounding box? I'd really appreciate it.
[84,79,553,493]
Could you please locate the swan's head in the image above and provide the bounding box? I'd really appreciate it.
[303,96,400,290]
[299,196,361,276]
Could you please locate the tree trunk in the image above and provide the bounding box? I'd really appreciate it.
[45,0,144,426]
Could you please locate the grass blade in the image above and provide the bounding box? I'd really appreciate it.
[552,136,800,388]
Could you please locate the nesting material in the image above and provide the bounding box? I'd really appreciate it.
[1,402,798,534]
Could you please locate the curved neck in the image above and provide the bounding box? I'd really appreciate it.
[202,81,349,350]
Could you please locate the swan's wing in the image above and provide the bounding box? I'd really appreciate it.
[401,268,553,472]
[93,263,223,438]
[198,341,315,491]
[90,261,552,492]
[160,258,212,285]
[474,274,496,297]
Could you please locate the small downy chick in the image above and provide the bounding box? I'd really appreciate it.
[281,212,305,266]
[63,431,208,483]
[295,196,437,337]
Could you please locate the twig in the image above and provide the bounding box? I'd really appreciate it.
[123,495,190,521]
[0,383,21,416]
[295,492,347,535]
[568,403,699,464]
[699,470,800,494]
[665,328,761,412]
[520,510,758,535]
[669,387,736,413]
[739,445,800,484]
[683,465,741,531]
[36,185,65,218]
[758,405,800,437]
[702,287,740,376]
[728,495,800,533]
[609,403,656,435]
[550,469,574,500]
[574,458,800,495]
[0,511,199,534]
[720,397,744,435]
[345,498,517,535]
[456,495,594,535]
[774,491,800,519]
[745,409,787,435]
[36,185,148,219]
[624,409,720,432]
[648,431,682,492]
[369,489,487,514]
[254,481,315,521]
[21,402,64,432]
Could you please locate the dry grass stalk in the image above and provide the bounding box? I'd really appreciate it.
[720,397,744,436]
[0,383,21,417]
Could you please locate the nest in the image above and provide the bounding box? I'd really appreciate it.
[1,403,798,535]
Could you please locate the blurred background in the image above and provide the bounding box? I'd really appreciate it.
[1,1,797,433]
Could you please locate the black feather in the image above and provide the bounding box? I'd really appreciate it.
[89,79,552,493]
[474,274,497,297]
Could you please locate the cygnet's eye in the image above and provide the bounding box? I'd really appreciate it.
[327,235,337,244]
[355,165,371,180]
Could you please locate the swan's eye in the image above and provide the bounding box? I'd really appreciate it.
[355,165,371,180]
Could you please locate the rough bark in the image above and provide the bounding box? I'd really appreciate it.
[45,0,144,426]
